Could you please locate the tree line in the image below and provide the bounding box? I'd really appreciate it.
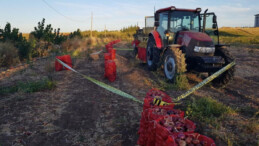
[0,18,82,67]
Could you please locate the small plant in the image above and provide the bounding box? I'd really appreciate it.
[185,97,234,124]
[0,23,24,42]
[0,23,32,61]
[152,71,189,90]
[69,29,82,39]
[174,74,189,90]
[0,42,20,67]
[16,39,32,61]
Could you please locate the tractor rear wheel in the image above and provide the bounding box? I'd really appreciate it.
[211,47,235,88]
[163,47,187,82]
[146,36,160,71]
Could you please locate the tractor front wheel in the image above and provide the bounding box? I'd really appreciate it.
[163,47,187,82]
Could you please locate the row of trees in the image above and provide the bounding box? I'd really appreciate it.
[0,19,138,67]
[120,25,139,33]
[0,18,82,67]
[31,18,82,44]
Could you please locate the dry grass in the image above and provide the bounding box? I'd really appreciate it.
[0,42,20,67]
[219,27,259,45]
[61,37,112,51]
[60,37,115,59]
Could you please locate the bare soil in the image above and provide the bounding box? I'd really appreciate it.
[0,42,258,146]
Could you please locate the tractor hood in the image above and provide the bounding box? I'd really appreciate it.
[178,31,213,46]
[177,31,214,57]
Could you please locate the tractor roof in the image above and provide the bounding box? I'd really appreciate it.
[156,6,200,13]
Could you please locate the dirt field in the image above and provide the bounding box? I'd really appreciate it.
[0,42,258,146]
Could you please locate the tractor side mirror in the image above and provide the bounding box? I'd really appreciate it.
[213,15,217,23]
[155,13,159,21]
[155,21,159,27]
[154,13,159,27]
[212,23,217,29]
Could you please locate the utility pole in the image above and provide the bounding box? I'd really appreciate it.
[91,12,93,38]
[105,25,106,38]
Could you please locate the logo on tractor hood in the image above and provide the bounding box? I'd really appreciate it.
[182,33,192,46]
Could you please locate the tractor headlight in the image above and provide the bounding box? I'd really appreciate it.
[194,46,215,53]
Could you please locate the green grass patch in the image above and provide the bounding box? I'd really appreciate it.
[174,74,190,90]
[185,97,235,125]
[0,79,56,95]
[151,72,189,91]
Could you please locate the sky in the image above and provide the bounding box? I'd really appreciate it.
[0,0,258,33]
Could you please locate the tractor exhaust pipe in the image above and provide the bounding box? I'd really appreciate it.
[203,9,208,33]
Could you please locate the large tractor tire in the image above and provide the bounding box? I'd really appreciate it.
[146,36,160,71]
[163,47,187,82]
[211,47,235,88]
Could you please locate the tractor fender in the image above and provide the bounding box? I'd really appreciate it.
[149,30,163,49]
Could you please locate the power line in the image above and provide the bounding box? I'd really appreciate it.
[41,0,87,23]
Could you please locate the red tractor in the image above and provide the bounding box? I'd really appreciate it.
[132,6,235,87]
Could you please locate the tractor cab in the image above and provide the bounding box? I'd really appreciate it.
[154,6,219,49]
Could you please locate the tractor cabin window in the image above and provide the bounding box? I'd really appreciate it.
[170,11,200,33]
[157,12,169,41]
[159,12,169,31]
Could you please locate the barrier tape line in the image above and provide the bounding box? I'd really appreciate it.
[56,58,144,104]
[56,58,235,106]
[153,98,171,106]
[174,61,236,102]
[152,61,236,106]
[90,50,103,55]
